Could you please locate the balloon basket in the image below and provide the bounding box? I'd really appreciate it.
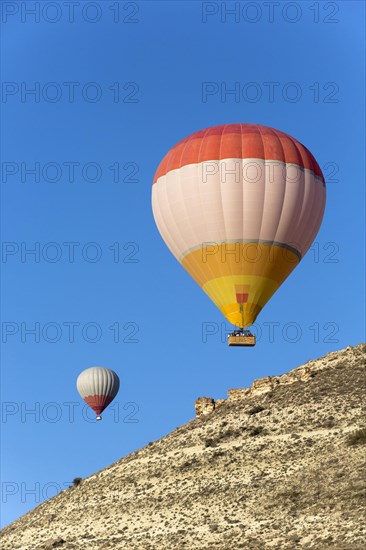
[228,330,256,347]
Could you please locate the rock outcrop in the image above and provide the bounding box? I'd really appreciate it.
[195,345,353,416]
[194,397,215,416]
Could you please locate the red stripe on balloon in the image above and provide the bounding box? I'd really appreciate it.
[83,395,114,415]
[153,124,324,184]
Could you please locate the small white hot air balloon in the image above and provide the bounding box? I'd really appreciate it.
[76,367,120,421]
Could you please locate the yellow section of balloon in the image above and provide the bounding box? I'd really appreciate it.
[181,243,299,327]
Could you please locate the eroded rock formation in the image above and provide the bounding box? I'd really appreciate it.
[195,345,363,416]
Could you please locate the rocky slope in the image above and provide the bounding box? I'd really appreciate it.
[1,344,366,550]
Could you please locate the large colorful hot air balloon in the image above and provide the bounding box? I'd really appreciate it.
[76,367,120,420]
[152,124,326,339]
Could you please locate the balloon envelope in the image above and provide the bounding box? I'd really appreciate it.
[152,124,326,327]
[77,367,120,418]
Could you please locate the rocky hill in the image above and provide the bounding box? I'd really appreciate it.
[1,344,365,550]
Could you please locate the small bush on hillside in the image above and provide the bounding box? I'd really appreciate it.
[249,426,265,437]
[72,477,82,487]
[346,427,366,446]
[218,428,241,441]
[204,438,218,448]
[247,405,265,415]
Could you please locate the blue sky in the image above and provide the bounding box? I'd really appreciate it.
[1,0,365,527]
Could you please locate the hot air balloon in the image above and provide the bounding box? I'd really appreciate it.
[76,367,120,420]
[152,124,326,346]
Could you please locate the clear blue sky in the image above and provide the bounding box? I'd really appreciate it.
[1,0,365,527]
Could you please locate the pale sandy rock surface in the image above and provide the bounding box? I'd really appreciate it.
[1,344,365,549]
